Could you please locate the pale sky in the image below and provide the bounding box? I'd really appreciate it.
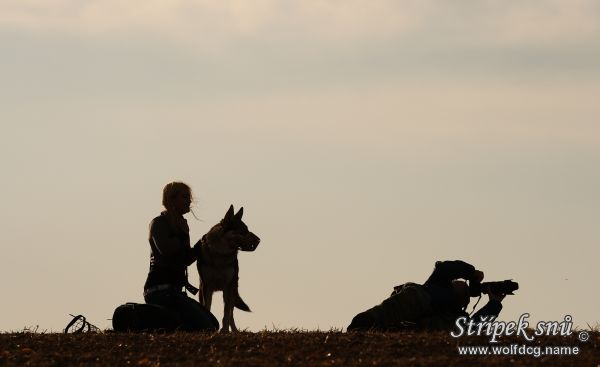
[1,1,599,332]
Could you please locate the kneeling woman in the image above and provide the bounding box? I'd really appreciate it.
[143,182,219,331]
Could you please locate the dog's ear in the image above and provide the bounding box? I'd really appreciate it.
[234,207,244,221]
[224,204,235,224]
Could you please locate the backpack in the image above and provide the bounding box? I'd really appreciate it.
[112,302,180,332]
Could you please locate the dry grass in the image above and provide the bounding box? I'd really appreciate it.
[0,330,598,366]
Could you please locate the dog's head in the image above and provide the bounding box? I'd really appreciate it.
[205,205,260,254]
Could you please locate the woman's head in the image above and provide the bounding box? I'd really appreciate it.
[162,181,193,215]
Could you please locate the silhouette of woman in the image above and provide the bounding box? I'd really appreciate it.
[143,182,219,331]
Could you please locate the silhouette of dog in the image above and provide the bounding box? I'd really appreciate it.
[197,205,260,332]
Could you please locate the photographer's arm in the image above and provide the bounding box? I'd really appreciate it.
[470,293,504,322]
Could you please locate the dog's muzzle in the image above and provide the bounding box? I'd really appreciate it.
[239,233,260,252]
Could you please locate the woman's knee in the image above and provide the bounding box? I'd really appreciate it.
[176,296,219,331]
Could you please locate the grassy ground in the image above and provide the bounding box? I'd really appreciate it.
[0,330,598,366]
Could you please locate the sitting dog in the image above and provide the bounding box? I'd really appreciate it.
[197,205,260,332]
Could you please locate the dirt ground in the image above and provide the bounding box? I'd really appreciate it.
[0,330,598,366]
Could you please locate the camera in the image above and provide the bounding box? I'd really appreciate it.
[469,280,519,297]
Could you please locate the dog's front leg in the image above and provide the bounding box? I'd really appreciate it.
[202,287,214,311]
[221,288,236,332]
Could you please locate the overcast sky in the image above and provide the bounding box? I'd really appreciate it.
[1,1,599,332]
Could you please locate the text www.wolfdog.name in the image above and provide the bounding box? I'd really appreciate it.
[457,344,580,358]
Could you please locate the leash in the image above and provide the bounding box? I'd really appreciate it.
[184,269,199,295]
[64,314,101,333]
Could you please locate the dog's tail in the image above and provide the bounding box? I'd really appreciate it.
[235,294,251,312]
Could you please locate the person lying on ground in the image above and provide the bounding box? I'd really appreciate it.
[347,260,506,331]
